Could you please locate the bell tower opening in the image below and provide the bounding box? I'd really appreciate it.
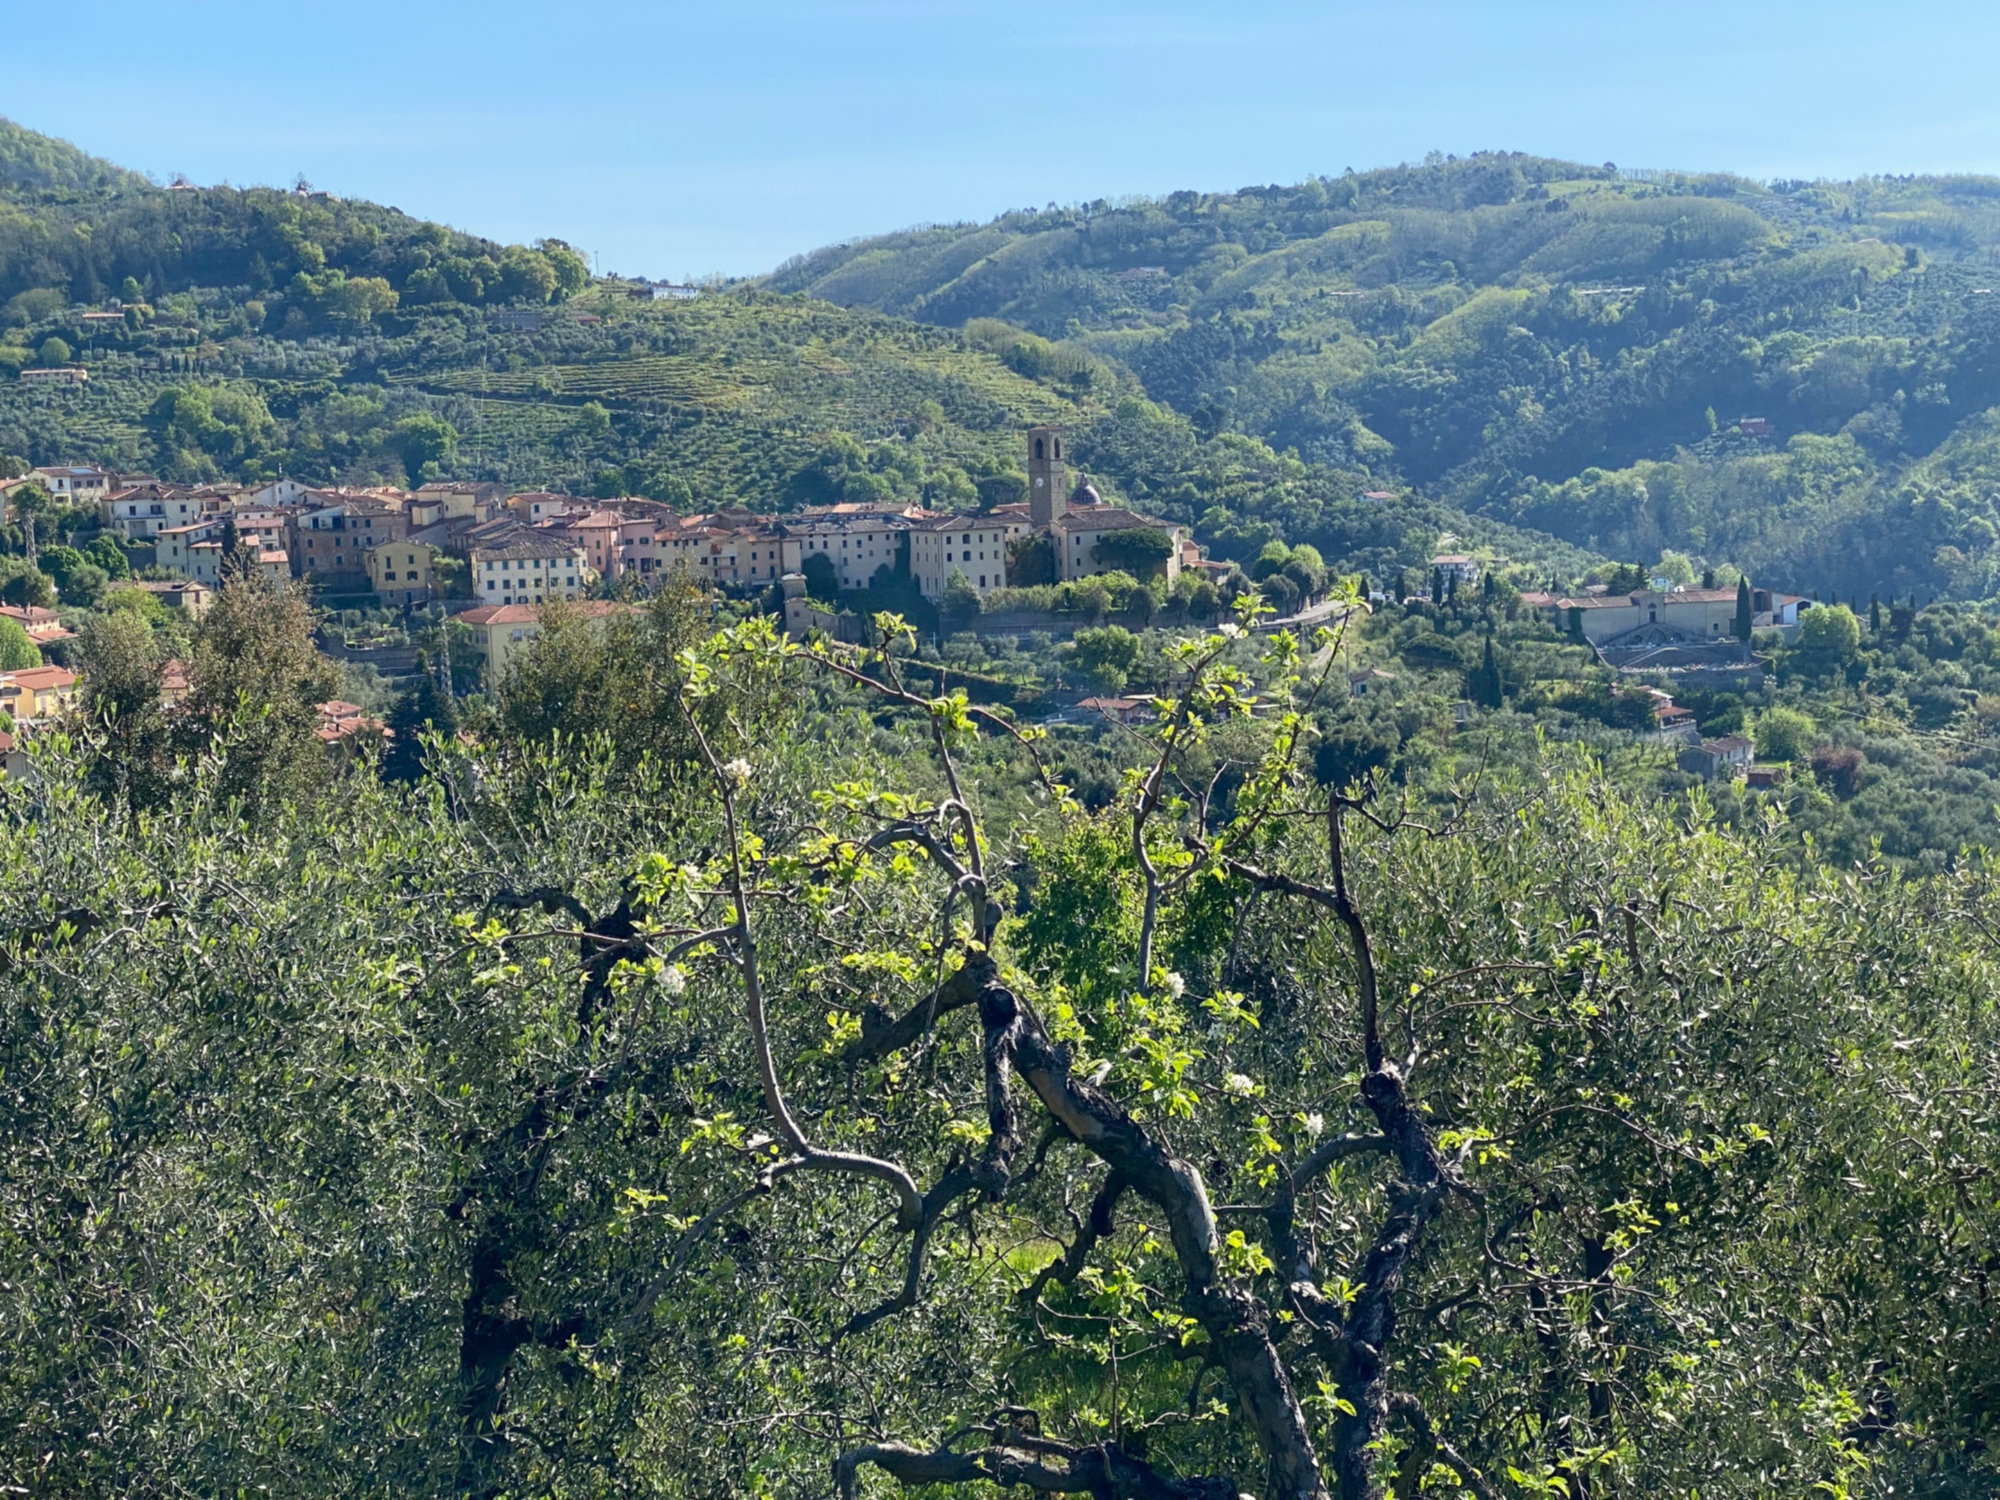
[1027,424,1068,527]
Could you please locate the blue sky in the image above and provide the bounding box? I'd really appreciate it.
[5,1,1998,279]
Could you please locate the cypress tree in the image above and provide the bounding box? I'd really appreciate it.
[383,653,460,783]
[1734,576,1753,642]
[1870,592,1881,632]
[1469,630,1503,708]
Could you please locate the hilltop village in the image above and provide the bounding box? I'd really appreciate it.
[0,414,1849,809]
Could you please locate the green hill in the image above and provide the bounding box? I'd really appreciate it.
[767,154,2000,598]
[0,120,1592,588]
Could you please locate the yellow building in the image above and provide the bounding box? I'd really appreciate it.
[455,601,638,683]
[0,665,77,722]
[367,539,435,605]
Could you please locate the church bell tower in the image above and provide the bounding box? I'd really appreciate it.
[1027,425,1067,527]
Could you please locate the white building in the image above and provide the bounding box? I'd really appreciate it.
[472,532,587,607]
[910,513,1013,599]
[1047,505,1185,586]
[786,514,911,592]
[102,483,233,539]
[33,466,117,507]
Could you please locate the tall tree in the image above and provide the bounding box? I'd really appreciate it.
[381,655,459,783]
[175,571,339,803]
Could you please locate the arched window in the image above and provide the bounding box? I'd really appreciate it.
[1034,438,1045,461]
[1053,438,1061,459]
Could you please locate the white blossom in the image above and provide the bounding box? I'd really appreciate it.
[660,964,688,997]
[1218,623,1244,639]
[1163,970,1187,999]
[722,758,753,786]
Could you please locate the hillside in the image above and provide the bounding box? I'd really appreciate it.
[0,120,1589,585]
[767,154,2000,598]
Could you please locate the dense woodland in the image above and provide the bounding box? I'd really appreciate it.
[5,122,2000,1500]
[772,155,2000,601]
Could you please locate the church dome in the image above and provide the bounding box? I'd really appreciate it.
[1069,476,1101,506]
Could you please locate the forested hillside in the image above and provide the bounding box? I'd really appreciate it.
[770,154,2000,598]
[0,120,1588,588]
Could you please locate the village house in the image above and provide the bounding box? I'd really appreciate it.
[455,601,638,682]
[124,579,213,617]
[506,490,593,526]
[781,511,915,592]
[1526,586,1812,647]
[413,480,507,522]
[542,509,652,579]
[0,728,29,780]
[1431,553,1482,587]
[0,664,77,721]
[1631,687,1702,746]
[17,365,88,387]
[642,515,733,578]
[696,526,795,588]
[471,530,587,606]
[0,604,74,650]
[32,465,117,508]
[240,477,312,509]
[288,497,409,589]
[1678,736,1755,780]
[910,512,1013,598]
[155,516,289,585]
[102,481,233,540]
[1048,502,1185,587]
[366,539,435,605]
[1075,695,1153,726]
[314,699,388,752]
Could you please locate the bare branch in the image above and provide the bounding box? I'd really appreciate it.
[834,1436,1237,1499]
[1020,1172,1128,1305]
[1293,1131,1391,1189]
[1387,1394,1503,1500]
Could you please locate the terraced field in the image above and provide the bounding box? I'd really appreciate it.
[408,356,753,410]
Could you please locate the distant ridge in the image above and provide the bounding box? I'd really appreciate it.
[0,116,151,195]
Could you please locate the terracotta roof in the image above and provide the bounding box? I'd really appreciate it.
[472,530,585,562]
[1048,507,1169,535]
[914,512,1010,532]
[2,666,76,690]
[457,601,638,627]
